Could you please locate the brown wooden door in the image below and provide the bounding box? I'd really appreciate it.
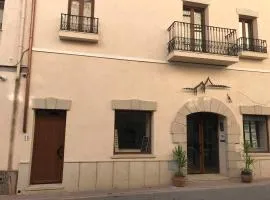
[30,110,67,185]
[187,113,219,174]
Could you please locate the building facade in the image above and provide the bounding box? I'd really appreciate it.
[9,0,270,194]
[0,0,28,194]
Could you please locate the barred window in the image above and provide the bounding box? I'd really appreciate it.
[243,115,269,152]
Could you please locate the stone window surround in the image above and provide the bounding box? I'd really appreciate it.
[236,8,259,18]
[111,99,157,111]
[182,0,211,6]
[240,105,270,115]
[240,105,270,154]
[31,97,72,110]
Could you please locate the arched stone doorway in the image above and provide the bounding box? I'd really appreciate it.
[171,97,242,177]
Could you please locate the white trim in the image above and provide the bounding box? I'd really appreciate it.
[32,47,270,73]
[32,47,168,64]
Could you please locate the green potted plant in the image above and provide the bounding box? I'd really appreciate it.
[172,145,187,187]
[241,142,255,183]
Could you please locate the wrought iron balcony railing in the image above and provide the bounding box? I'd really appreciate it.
[60,13,99,34]
[237,37,267,53]
[168,21,238,56]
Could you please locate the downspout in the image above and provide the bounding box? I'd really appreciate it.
[7,0,27,170]
[23,0,36,133]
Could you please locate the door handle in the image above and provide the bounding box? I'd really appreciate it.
[57,146,64,160]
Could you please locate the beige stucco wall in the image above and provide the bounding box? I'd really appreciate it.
[0,0,30,172]
[19,52,270,162]
[0,69,15,170]
[13,0,270,193]
[0,0,22,66]
[32,0,270,69]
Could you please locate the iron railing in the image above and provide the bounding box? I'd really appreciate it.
[237,37,267,53]
[168,21,238,56]
[60,13,99,34]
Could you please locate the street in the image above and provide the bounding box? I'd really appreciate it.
[1,181,270,200]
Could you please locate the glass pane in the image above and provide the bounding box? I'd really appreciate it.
[83,0,92,17]
[70,0,80,31]
[70,0,80,15]
[194,11,202,25]
[183,10,191,23]
[115,111,151,152]
[238,22,243,38]
[245,22,250,48]
[83,0,92,32]
[194,11,202,51]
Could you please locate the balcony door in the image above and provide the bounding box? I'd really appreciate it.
[183,6,205,52]
[68,0,95,32]
[239,18,254,51]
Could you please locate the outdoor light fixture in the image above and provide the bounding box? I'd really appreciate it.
[0,76,7,82]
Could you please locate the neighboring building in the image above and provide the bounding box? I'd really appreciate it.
[0,0,28,194]
[12,0,270,194]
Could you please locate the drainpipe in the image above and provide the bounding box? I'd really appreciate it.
[7,0,27,171]
[23,0,37,133]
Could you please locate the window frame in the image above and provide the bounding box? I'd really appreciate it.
[243,115,270,153]
[113,110,153,155]
[239,17,254,39]
[183,5,205,25]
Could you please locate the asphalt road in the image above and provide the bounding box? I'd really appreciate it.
[2,182,270,200]
[88,184,270,200]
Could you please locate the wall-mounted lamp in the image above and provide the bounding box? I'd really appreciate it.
[0,76,7,82]
[227,93,232,103]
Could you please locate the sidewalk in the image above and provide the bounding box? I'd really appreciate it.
[1,178,270,200]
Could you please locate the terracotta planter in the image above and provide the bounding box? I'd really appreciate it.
[241,173,253,183]
[172,176,186,187]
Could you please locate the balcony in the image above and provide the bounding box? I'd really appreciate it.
[167,21,239,66]
[237,37,268,60]
[59,13,99,43]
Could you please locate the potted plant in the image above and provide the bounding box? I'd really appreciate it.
[172,145,187,187]
[241,142,255,183]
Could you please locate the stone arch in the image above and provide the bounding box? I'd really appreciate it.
[171,96,242,177]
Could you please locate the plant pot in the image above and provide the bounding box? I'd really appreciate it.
[241,172,253,183]
[172,176,186,187]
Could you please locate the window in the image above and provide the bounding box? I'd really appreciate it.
[243,115,269,152]
[68,0,94,17]
[66,0,96,33]
[239,18,253,39]
[114,110,152,154]
[239,17,254,51]
[0,0,4,30]
[183,6,205,52]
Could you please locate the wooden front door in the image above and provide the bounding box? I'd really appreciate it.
[30,110,67,185]
[187,113,219,174]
